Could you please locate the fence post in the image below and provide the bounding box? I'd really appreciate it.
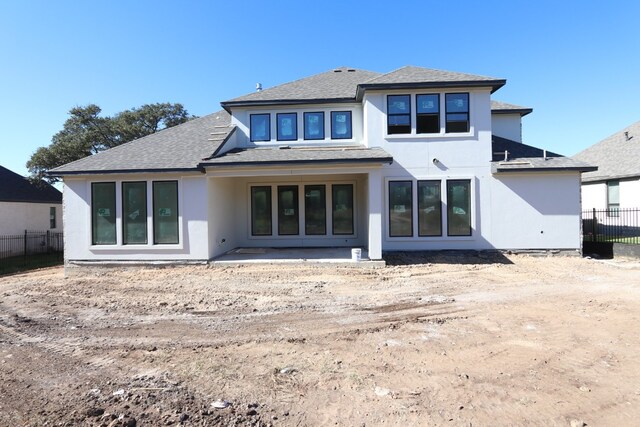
[23,230,27,264]
[46,230,50,253]
[592,208,597,242]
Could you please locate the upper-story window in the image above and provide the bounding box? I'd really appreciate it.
[445,93,469,133]
[416,94,440,134]
[387,95,411,134]
[277,113,297,141]
[250,114,270,142]
[304,112,324,140]
[331,111,352,139]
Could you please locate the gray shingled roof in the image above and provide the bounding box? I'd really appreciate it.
[222,67,381,107]
[572,120,640,182]
[201,146,392,167]
[492,157,596,173]
[358,65,505,94]
[491,100,532,116]
[0,165,62,203]
[50,111,234,175]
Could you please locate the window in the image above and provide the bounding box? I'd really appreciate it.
[607,180,620,217]
[447,180,471,236]
[49,207,56,229]
[331,111,352,139]
[91,182,116,245]
[251,186,272,236]
[389,181,413,237]
[250,113,270,142]
[122,182,147,245]
[332,184,354,235]
[277,113,297,141]
[304,112,325,140]
[418,180,441,236]
[445,93,469,133]
[153,181,179,244]
[416,94,440,134]
[305,185,326,235]
[387,95,411,134]
[278,186,299,235]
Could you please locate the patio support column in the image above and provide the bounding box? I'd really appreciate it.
[367,169,383,259]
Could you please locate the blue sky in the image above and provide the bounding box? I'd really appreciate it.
[1,0,638,177]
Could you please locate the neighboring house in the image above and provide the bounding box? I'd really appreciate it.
[50,66,595,263]
[573,120,640,211]
[0,165,62,235]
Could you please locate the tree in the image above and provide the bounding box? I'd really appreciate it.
[27,103,194,183]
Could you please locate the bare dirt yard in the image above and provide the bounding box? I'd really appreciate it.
[1,253,640,426]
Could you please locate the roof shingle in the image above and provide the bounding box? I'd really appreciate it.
[50,111,234,175]
[572,120,640,182]
[0,166,62,203]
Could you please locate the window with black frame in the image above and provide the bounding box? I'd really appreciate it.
[331,111,352,139]
[305,185,326,235]
[418,180,441,236]
[278,185,299,235]
[387,95,411,134]
[91,182,116,245]
[447,180,471,236]
[153,181,179,244]
[389,181,413,237]
[304,112,324,140]
[251,186,272,235]
[445,93,469,133]
[332,184,353,235]
[277,113,297,141]
[122,181,147,245]
[250,113,270,142]
[416,94,440,134]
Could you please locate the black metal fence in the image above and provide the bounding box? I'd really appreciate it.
[582,208,640,244]
[0,230,64,275]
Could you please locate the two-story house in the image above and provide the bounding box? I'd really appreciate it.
[51,66,595,264]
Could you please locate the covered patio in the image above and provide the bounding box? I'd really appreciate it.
[210,247,385,266]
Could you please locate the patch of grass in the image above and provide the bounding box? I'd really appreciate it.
[0,252,63,276]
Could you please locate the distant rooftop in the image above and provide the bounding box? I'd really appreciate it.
[573,120,640,182]
[491,100,533,116]
[0,165,62,203]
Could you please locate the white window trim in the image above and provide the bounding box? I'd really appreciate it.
[384,176,477,242]
[246,180,358,240]
[87,179,184,250]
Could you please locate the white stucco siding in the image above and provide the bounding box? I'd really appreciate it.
[491,114,522,142]
[62,174,209,262]
[208,177,238,259]
[489,173,582,249]
[581,182,606,210]
[581,178,640,210]
[0,201,62,235]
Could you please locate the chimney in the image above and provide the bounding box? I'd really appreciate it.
[256,83,262,92]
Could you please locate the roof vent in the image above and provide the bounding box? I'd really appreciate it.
[333,69,343,73]
[625,131,633,141]
[256,83,262,92]
[347,69,356,72]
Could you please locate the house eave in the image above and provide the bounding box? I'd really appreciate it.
[49,167,205,177]
[491,108,533,117]
[200,157,394,168]
[221,98,357,113]
[581,172,640,184]
[356,79,506,100]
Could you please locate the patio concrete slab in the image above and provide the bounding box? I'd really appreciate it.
[211,247,385,267]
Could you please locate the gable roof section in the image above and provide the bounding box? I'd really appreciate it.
[491,100,532,117]
[50,110,235,175]
[490,136,596,173]
[572,120,640,182]
[201,145,392,167]
[221,67,381,110]
[0,166,62,203]
[357,65,505,96]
